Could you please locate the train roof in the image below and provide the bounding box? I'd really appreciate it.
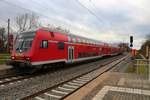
[19,27,120,47]
[39,27,107,45]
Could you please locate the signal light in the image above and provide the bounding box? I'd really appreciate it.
[26,57,30,60]
[130,36,133,47]
[11,56,14,60]
[130,44,133,47]
[130,36,133,43]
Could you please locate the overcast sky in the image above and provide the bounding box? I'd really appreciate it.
[0,0,150,49]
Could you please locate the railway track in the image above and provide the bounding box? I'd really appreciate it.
[0,61,103,87]
[0,55,123,88]
[22,55,128,100]
[0,68,61,87]
[0,74,35,87]
[0,69,56,87]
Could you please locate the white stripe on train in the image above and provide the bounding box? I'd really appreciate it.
[31,55,105,66]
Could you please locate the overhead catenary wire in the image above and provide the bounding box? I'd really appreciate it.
[76,0,104,25]
[89,0,113,28]
[89,0,130,33]
[1,0,108,33]
[0,0,50,20]
[0,0,126,38]
[75,0,115,34]
[28,0,72,30]
[0,1,92,33]
[3,0,73,32]
[0,17,16,33]
[77,0,129,37]
[1,0,105,28]
[89,0,129,44]
[0,0,43,19]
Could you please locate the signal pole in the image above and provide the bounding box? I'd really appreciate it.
[146,46,149,59]
[7,18,10,53]
[148,51,150,81]
[130,36,133,57]
[130,36,133,48]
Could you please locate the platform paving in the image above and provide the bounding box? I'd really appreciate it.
[0,64,13,77]
[93,85,150,100]
[85,72,150,100]
[65,60,150,100]
[0,64,12,70]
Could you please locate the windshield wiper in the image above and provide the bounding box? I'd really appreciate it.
[16,48,19,51]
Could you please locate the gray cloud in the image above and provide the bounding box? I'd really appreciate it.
[0,0,149,49]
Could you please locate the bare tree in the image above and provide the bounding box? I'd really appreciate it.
[146,34,150,40]
[46,24,70,34]
[140,34,150,58]
[15,13,40,32]
[118,42,130,51]
[0,27,7,52]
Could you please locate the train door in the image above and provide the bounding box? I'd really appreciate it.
[68,46,74,62]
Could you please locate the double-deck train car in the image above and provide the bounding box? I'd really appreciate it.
[8,27,124,73]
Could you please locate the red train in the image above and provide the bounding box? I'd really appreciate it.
[8,27,124,73]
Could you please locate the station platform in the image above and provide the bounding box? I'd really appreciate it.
[0,64,12,70]
[65,71,150,100]
[0,64,13,77]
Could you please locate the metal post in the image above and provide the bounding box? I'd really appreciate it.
[146,46,149,59]
[7,18,10,53]
[148,51,150,81]
[136,59,138,74]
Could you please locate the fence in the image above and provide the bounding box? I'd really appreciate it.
[134,52,150,81]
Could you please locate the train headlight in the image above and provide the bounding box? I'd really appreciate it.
[26,57,30,61]
[11,56,15,60]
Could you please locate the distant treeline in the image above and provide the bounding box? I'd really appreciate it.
[139,35,150,58]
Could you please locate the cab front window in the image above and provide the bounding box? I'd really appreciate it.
[15,31,35,52]
[22,39,33,51]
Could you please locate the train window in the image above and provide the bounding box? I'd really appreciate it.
[72,38,76,43]
[41,40,48,48]
[78,38,81,43]
[82,39,84,43]
[58,42,64,50]
[99,48,102,52]
[23,40,32,49]
[85,40,87,44]
[78,53,81,58]
[82,39,85,43]
[68,36,71,42]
